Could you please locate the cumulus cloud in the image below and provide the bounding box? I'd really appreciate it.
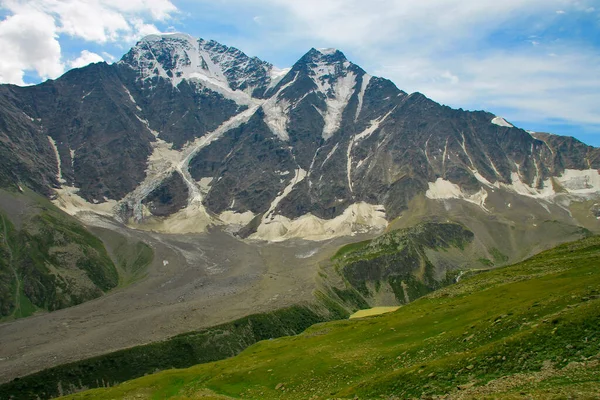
[0,8,63,85]
[247,0,565,49]
[375,49,600,126]
[124,18,162,42]
[0,0,177,84]
[69,50,104,69]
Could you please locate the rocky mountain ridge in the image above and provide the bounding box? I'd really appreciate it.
[0,32,598,242]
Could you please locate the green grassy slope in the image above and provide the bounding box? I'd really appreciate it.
[0,188,152,320]
[0,304,345,399]
[331,222,476,305]
[60,236,600,399]
[0,202,117,319]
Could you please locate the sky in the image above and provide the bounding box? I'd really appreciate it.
[0,0,599,146]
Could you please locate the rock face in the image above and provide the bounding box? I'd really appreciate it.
[141,172,189,217]
[0,33,598,241]
[1,63,155,202]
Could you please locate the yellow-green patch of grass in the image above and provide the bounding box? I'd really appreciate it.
[349,306,400,319]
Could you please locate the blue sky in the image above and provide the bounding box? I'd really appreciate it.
[1,0,599,146]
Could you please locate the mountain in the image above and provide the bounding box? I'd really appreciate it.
[0,33,599,393]
[0,32,597,244]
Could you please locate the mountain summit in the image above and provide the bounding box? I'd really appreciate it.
[120,33,280,100]
[0,33,598,242]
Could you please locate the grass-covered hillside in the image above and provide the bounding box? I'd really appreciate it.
[0,188,152,320]
[331,222,476,305]
[59,235,600,399]
[0,304,344,400]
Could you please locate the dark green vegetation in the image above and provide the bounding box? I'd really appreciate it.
[477,247,510,267]
[0,193,116,319]
[0,189,152,320]
[0,304,344,399]
[57,235,600,399]
[333,222,475,304]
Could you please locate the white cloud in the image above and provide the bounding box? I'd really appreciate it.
[0,8,63,85]
[101,51,116,62]
[0,0,177,84]
[375,48,600,126]
[124,18,161,42]
[69,50,104,69]
[247,0,567,49]
[51,1,131,43]
[2,0,177,43]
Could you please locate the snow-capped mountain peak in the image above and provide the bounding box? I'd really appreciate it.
[316,47,339,55]
[120,33,279,102]
[121,34,229,87]
[5,31,599,245]
[305,47,347,62]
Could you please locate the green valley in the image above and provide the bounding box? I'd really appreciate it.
[50,235,600,399]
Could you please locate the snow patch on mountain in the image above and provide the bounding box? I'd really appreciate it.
[556,169,600,195]
[322,72,357,140]
[250,202,387,242]
[502,173,554,198]
[122,85,142,111]
[81,90,93,100]
[347,110,394,192]
[47,136,66,184]
[308,57,357,140]
[188,76,256,106]
[471,169,494,187]
[491,117,513,128]
[263,98,291,141]
[321,143,339,168]
[264,168,307,221]
[316,48,338,55]
[268,67,291,88]
[355,74,371,121]
[426,178,488,210]
[262,72,299,141]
